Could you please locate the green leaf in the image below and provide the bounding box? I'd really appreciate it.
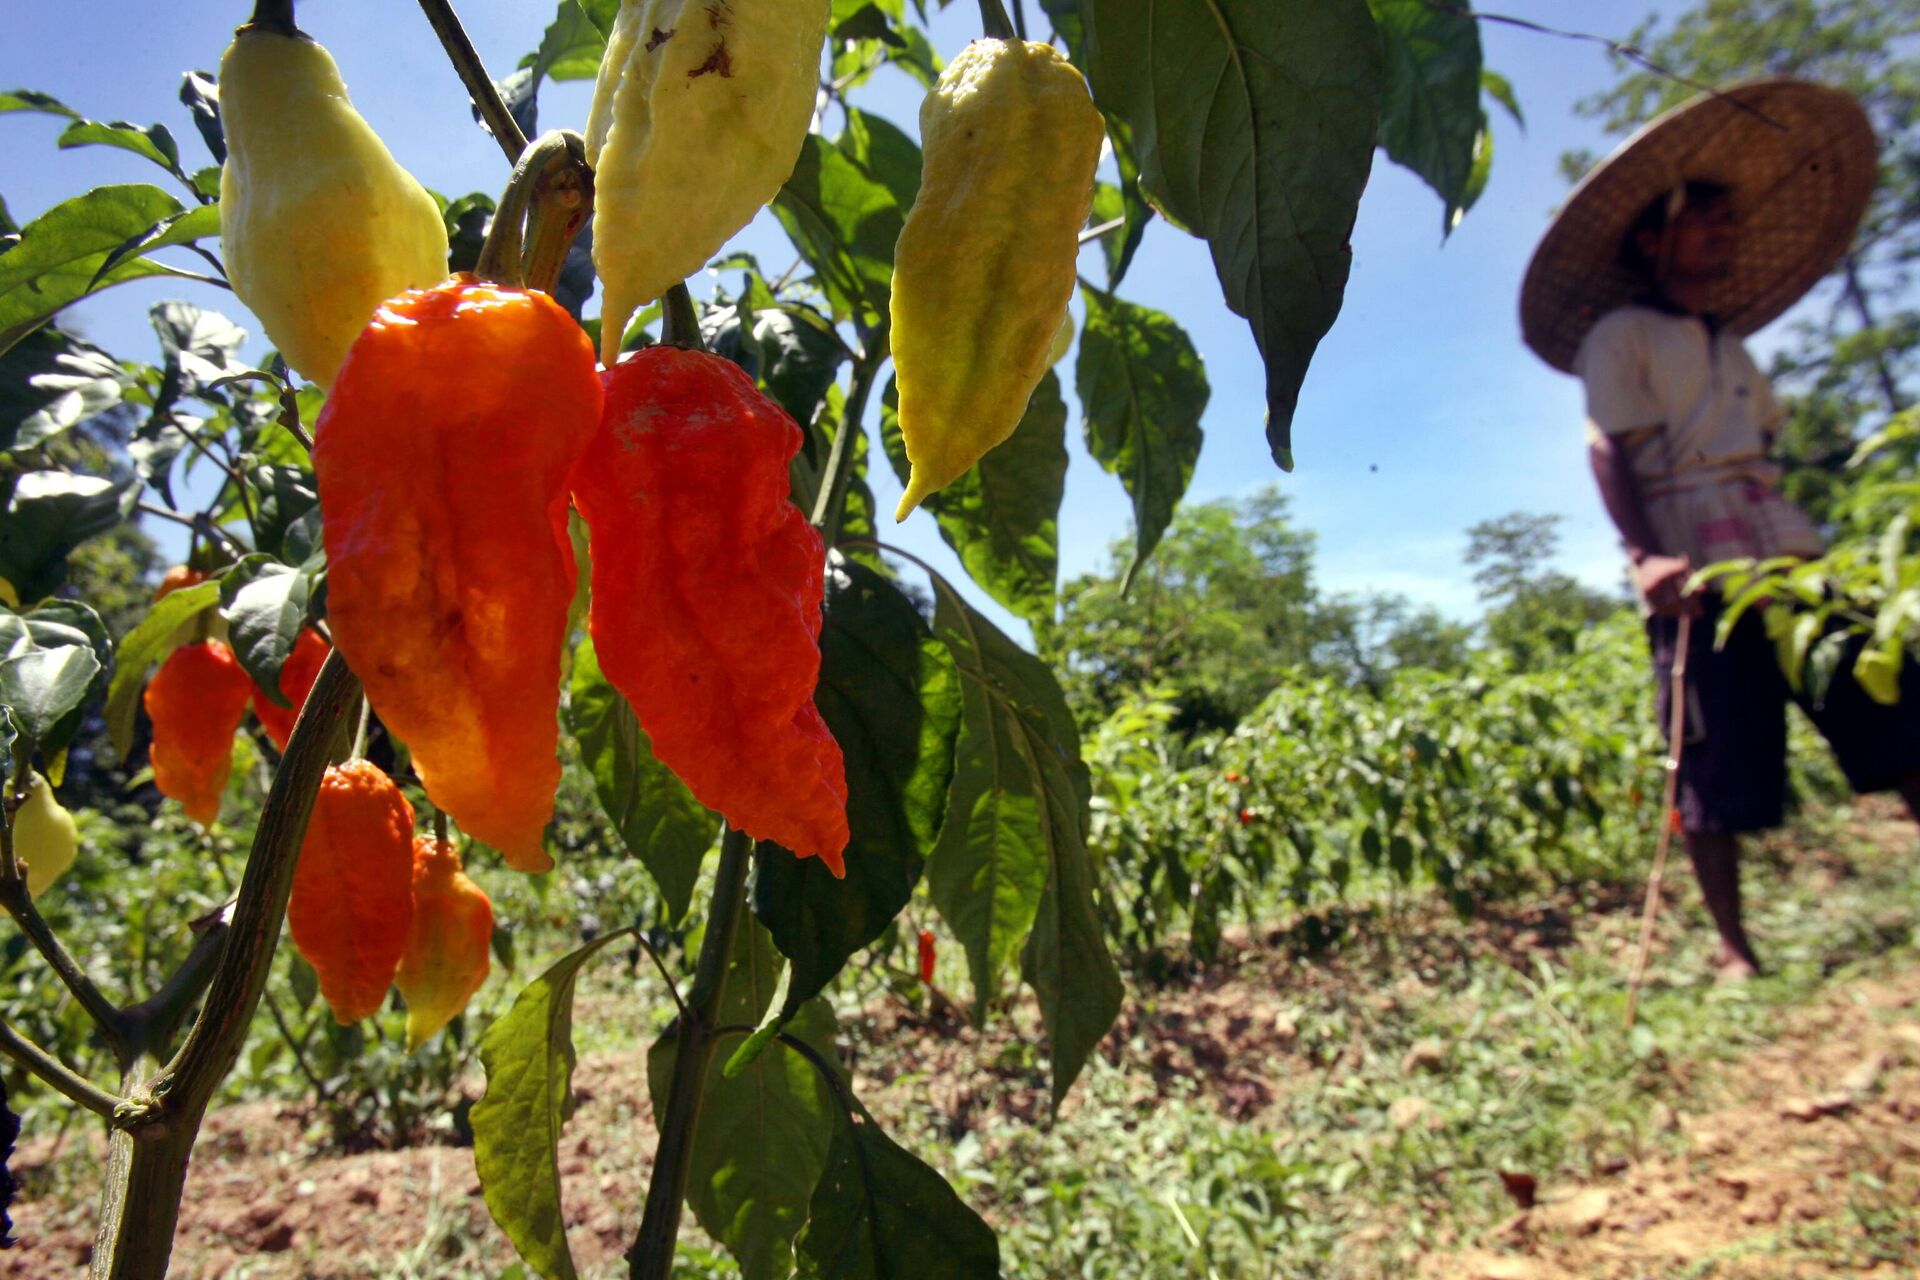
[250,464,319,563]
[151,299,248,395]
[880,371,1066,625]
[0,184,201,357]
[772,118,917,329]
[103,579,219,761]
[472,928,635,1280]
[519,0,619,87]
[1072,0,1383,469]
[178,71,225,164]
[218,557,312,702]
[57,119,185,179]
[1481,68,1524,130]
[647,920,837,1280]
[0,90,78,119]
[0,642,99,755]
[1369,0,1487,230]
[0,470,132,603]
[794,1096,1000,1279]
[753,560,962,1015]
[565,638,713,923]
[89,203,222,292]
[1075,286,1207,587]
[14,599,110,761]
[9,341,126,452]
[926,582,1120,1106]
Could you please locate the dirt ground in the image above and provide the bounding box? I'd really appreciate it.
[1430,966,1920,1280]
[6,807,1918,1278]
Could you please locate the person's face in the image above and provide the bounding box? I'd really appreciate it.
[1642,196,1737,283]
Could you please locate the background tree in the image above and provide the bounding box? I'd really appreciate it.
[1465,512,1624,669]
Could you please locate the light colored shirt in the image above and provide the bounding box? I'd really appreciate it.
[1575,304,1822,574]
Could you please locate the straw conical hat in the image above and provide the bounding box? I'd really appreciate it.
[1520,79,1876,373]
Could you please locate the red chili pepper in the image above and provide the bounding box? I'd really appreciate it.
[1224,770,1243,784]
[571,346,849,874]
[1238,807,1257,826]
[918,929,936,985]
[1667,807,1684,836]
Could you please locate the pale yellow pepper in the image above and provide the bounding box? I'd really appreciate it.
[586,0,830,365]
[219,20,448,389]
[890,40,1104,520]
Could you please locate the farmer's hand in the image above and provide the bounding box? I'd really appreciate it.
[1634,552,1699,617]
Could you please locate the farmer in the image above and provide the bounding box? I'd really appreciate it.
[1519,80,1920,979]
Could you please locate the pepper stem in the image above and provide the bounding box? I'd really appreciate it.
[976,0,1017,40]
[244,0,299,36]
[474,130,591,291]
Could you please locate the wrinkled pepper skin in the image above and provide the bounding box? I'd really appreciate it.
[313,279,600,871]
[251,627,331,751]
[394,835,493,1050]
[571,347,849,873]
[219,22,448,388]
[288,760,416,1024]
[585,0,830,364]
[13,773,77,898]
[890,40,1104,519]
[144,640,252,826]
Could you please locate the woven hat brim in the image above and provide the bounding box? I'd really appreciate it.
[1520,79,1877,373]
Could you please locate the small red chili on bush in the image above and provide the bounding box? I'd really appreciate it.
[1238,808,1257,826]
[917,929,936,985]
[1224,770,1244,784]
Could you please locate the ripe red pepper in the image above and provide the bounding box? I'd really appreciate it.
[144,640,252,826]
[288,759,416,1024]
[571,346,849,875]
[313,278,601,871]
[251,627,331,751]
[918,929,936,985]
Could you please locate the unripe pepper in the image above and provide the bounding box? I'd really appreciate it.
[584,0,830,364]
[890,39,1104,519]
[219,15,448,388]
[571,346,849,873]
[144,640,252,826]
[250,627,331,752]
[12,773,77,898]
[287,760,416,1024]
[394,835,493,1050]
[313,278,601,871]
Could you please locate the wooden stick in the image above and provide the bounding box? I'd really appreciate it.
[1625,610,1692,1029]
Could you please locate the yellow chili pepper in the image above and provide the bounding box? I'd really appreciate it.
[219,15,449,388]
[889,39,1104,520]
[585,0,830,365]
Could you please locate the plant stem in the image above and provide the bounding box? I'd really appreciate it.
[810,335,888,543]
[627,824,752,1280]
[977,0,1017,40]
[119,901,235,1062]
[662,285,704,350]
[87,651,362,1280]
[475,130,590,288]
[245,0,298,35]
[0,1018,121,1120]
[415,0,527,163]
[0,868,130,1064]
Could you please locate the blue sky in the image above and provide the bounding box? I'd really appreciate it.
[2,1,1703,636]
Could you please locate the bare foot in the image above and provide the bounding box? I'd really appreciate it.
[1715,947,1761,983]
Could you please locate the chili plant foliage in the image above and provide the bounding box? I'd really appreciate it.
[0,0,1512,1275]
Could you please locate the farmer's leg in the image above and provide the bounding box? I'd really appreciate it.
[1650,600,1786,973]
[1683,830,1760,977]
